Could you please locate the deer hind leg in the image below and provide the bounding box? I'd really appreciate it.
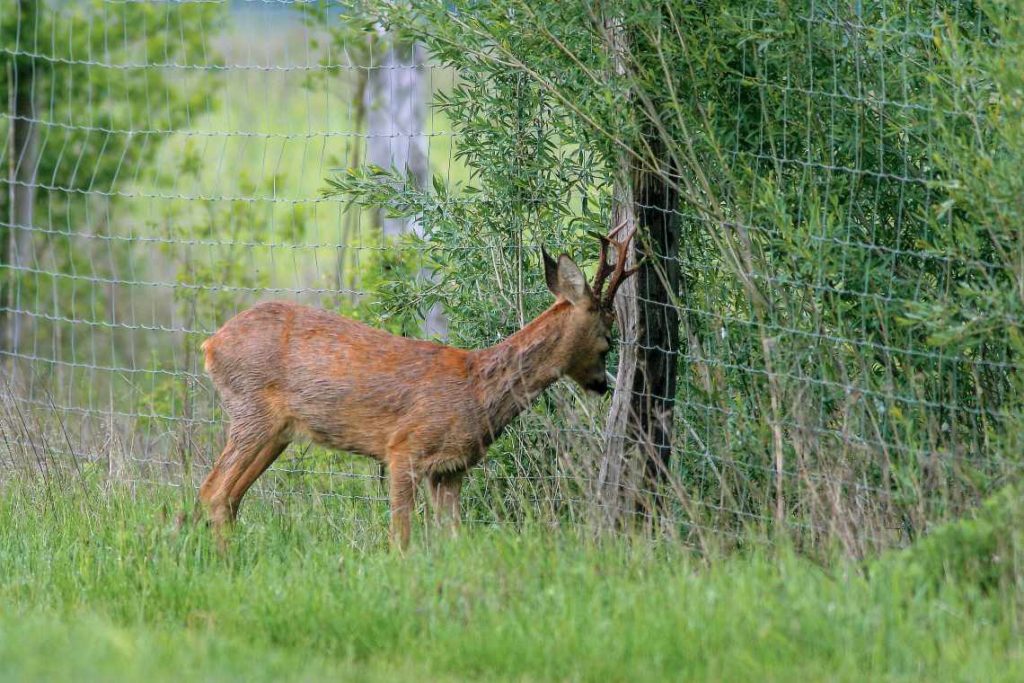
[428,470,464,535]
[225,438,289,516]
[387,455,421,553]
[199,412,288,533]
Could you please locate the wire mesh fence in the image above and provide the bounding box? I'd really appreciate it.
[2,0,1022,554]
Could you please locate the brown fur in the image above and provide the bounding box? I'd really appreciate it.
[198,245,634,550]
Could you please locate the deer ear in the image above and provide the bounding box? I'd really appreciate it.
[543,249,589,303]
[543,248,560,296]
[555,254,589,304]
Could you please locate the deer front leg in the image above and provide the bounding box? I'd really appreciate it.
[428,470,464,535]
[387,455,419,552]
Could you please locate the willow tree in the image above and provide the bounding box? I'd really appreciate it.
[334,0,1023,550]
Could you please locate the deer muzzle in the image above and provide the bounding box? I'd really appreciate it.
[585,377,609,396]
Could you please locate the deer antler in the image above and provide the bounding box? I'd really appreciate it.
[590,217,641,309]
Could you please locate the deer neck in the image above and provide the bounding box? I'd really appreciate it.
[470,301,573,442]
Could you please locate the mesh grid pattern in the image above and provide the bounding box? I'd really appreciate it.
[1,0,1019,549]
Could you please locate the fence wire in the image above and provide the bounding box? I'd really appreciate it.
[1,0,1020,553]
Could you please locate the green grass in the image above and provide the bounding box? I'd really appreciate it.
[1,479,1022,682]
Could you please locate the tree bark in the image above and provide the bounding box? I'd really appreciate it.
[596,179,637,528]
[365,39,430,239]
[3,0,39,363]
[597,16,681,526]
[630,142,680,514]
[364,35,446,339]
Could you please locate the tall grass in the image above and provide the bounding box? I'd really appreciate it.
[1,476,1022,682]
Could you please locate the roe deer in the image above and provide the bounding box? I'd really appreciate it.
[198,224,639,549]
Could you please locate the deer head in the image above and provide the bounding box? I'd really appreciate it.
[541,220,639,395]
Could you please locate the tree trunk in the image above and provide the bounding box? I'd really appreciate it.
[598,155,680,525]
[597,17,681,527]
[630,142,680,514]
[364,35,446,339]
[3,0,39,364]
[596,177,638,528]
